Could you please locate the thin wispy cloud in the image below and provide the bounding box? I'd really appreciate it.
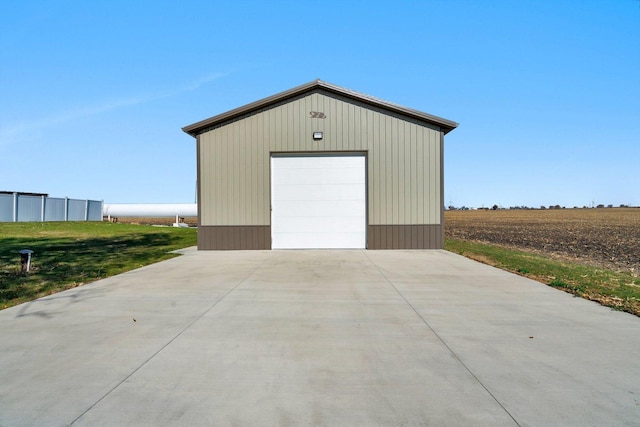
[0,72,226,147]
[180,72,226,93]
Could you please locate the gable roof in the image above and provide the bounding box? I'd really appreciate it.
[182,79,458,137]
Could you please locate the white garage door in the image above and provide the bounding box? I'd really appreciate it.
[271,155,366,249]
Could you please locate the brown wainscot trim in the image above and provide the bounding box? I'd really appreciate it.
[367,224,444,249]
[198,226,271,250]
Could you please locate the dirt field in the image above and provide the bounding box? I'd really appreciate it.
[445,208,640,275]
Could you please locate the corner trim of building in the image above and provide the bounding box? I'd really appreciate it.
[196,134,202,229]
[440,130,445,249]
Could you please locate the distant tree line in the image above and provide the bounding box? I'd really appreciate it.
[446,204,633,211]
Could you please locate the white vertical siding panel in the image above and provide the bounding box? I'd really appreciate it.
[329,97,338,151]
[385,115,394,224]
[262,112,271,224]
[415,127,424,224]
[294,99,303,151]
[201,134,209,225]
[325,97,333,150]
[435,130,440,223]
[420,127,426,224]
[256,112,264,224]
[268,108,277,152]
[392,117,400,225]
[266,112,272,224]
[208,132,217,225]
[349,103,356,151]
[347,105,361,151]
[310,92,317,117]
[345,103,352,150]
[219,128,227,224]
[359,105,364,151]
[339,97,346,151]
[429,132,438,224]
[307,97,314,151]
[410,124,417,224]
[287,102,295,151]
[246,116,253,225]
[404,122,412,224]
[297,97,305,150]
[310,95,318,152]
[316,94,324,152]
[370,113,377,225]
[274,105,280,151]
[233,124,241,224]
[276,105,284,152]
[305,95,313,152]
[197,134,212,223]
[216,130,227,225]
[419,127,424,225]
[226,126,234,225]
[364,109,373,223]
[285,103,292,150]
[334,100,342,151]
[199,135,209,224]
[405,122,412,224]
[372,113,380,225]
[262,115,269,225]
[396,119,411,224]
[250,116,259,224]
[368,112,377,224]
[376,115,384,225]
[423,127,431,224]
[260,112,268,224]
[361,107,369,150]
[319,94,327,152]
[239,118,247,224]
[342,102,350,151]
[214,132,223,225]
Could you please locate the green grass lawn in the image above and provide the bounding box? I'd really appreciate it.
[445,238,640,316]
[0,222,197,309]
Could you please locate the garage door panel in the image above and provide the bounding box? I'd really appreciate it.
[271,155,366,249]
[276,216,366,232]
[273,184,366,202]
[275,156,362,169]
[275,200,366,217]
[273,168,365,186]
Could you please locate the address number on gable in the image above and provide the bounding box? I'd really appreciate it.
[309,111,326,119]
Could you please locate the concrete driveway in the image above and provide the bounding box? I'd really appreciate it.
[1,249,639,426]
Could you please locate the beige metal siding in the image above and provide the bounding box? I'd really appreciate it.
[198,91,442,227]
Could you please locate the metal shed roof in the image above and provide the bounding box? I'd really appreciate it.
[182,79,458,137]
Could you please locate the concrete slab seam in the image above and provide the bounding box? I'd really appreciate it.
[361,250,522,427]
[68,259,268,426]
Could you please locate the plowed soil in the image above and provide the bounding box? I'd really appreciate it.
[445,208,640,275]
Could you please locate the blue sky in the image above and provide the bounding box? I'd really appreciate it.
[1,0,638,207]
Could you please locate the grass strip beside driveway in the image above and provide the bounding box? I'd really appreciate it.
[445,238,640,317]
[0,222,197,309]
